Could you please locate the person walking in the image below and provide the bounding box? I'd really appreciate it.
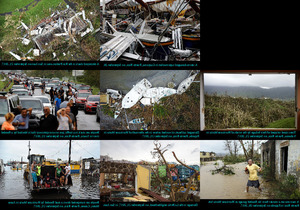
[31,82,35,95]
[245,159,262,192]
[66,106,76,130]
[54,95,62,117]
[31,161,38,188]
[49,87,54,104]
[64,162,71,185]
[40,106,58,131]
[57,108,72,130]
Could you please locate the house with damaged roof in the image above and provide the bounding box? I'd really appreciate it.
[31,7,89,54]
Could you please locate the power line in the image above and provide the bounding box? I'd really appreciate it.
[73,141,99,158]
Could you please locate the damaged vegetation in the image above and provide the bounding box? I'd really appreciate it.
[134,77,200,130]
[101,72,200,130]
[211,165,235,175]
[0,0,100,61]
[205,94,295,129]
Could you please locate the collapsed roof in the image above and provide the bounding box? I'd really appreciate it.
[31,7,88,54]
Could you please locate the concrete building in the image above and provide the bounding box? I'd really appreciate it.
[261,140,276,178]
[200,151,216,161]
[261,140,300,187]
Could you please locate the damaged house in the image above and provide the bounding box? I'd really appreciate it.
[200,151,216,162]
[9,5,96,60]
[261,140,300,188]
[31,7,87,54]
[100,160,156,202]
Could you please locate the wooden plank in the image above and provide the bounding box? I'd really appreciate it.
[139,187,170,202]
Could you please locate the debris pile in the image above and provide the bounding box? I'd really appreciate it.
[100,0,200,61]
[211,165,235,175]
[9,6,95,60]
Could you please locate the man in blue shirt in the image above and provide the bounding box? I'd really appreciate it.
[54,94,62,117]
[12,108,32,130]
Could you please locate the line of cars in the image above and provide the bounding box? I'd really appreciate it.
[1,73,101,129]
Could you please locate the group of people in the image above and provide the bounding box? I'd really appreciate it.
[31,161,71,189]
[40,99,78,131]
[50,83,77,104]
[1,100,78,131]
[1,108,32,130]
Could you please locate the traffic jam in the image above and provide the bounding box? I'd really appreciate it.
[0,72,100,131]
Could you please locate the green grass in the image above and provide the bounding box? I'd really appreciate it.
[0,75,13,91]
[0,0,33,14]
[0,16,5,41]
[0,0,64,43]
[265,117,295,128]
[102,105,114,118]
[1,0,99,60]
[91,86,100,95]
[20,0,65,25]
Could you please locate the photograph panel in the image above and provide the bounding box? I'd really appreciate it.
[199,71,296,130]
[0,140,100,199]
[200,140,300,199]
[0,70,100,132]
[0,0,100,61]
[100,0,200,61]
[100,140,200,202]
[100,70,200,130]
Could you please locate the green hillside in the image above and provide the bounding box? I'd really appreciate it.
[205,95,295,129]
[265,117,295,128]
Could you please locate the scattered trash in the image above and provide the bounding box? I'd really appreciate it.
[21,38,30,45]
[8,6,96,60]
[100,0,200,61]
[21,22,29,30]
[33,49,40,56]
[122,72,198,108]
[9,52,21,60]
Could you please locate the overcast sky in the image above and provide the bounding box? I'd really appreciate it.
[200,140,268,155]
[100,140,200,165]
[0,140,100,163]
[204,73,295,88]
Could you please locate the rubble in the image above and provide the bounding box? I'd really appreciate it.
[33,49,40,56]
[100,0,200,61]
[8,5,96,60]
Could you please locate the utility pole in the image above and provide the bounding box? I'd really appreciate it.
[68,140,72,164]
[28,141,33,190]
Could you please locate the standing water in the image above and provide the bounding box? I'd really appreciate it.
[0,166,99,199]
[200,161,273,199]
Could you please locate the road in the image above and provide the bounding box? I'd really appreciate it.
[200,161,273,199]
[32,87,99,130]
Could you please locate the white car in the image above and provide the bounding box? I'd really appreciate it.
[34,79,42,87]
[45,83,56,94]
[33,96,53,115]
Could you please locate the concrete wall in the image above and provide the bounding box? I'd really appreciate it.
[136,165,151,194]
[261,140,275,178]
[275,140,300,185]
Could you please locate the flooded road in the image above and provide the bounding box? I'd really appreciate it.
[200,161,273,199]
[0,166,99,199]
[100,70,192,94]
